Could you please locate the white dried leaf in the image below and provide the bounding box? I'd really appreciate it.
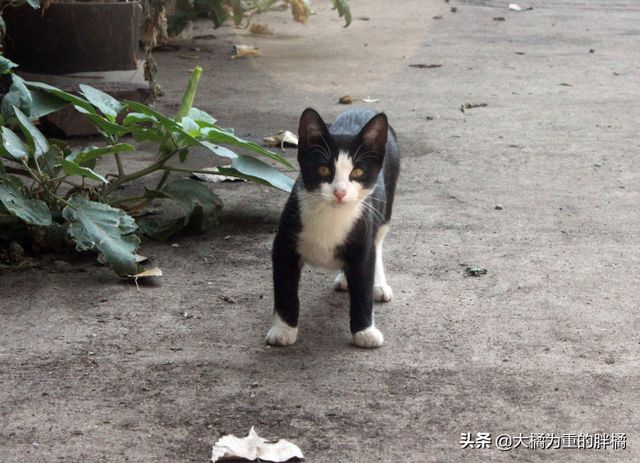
[362,98,380,103]
[211,427,304,462]
[191,167,247,183]
[128,268,163,278]
[263,130,299,151]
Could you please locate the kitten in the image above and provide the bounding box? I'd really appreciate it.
[267,108,401,348]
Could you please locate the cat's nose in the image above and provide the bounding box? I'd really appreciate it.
[334,189,347,202]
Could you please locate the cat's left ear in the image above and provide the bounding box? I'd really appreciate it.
[357,113,388,160]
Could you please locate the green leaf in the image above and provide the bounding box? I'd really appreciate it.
[0,175,52,226]
[128,126,166,144]
[75,106,130,137]
[1,127,28,161]
[13,106,49,159]
[0,56,18,74]
[181,116,200,136]
[24,81,95,115]
[140,179,223,239]
[28,89,69,119]
[124,100,180,131]
[123,112,158,126]
[25,0,41,8]
[79,85,126,122]
[215,155,295,192]
[332,0,352,27]
[189,107,217,126]
[202,126,293,168]
[1,74,32,122]
[199,140,237,159]
[58,157,108,184]
[63,196,140,276]
[71,143,134,164]
[41,145,64,178]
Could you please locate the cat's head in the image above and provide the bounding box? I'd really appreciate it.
[297,108,388,206]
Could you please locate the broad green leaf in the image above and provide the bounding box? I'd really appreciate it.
[1,74,32,122]
[0,175,51,226]
[189,107,217,126]
[202,126,293,168]
[124,100,180,130]
[25,81,95,114]
[128,126,166,144]
[79,84,126,122]
[42,145,64,178]
[0,18,6,43]
[0,56,18,74]
[28,89,68,119]
[71,143,134,164]
[123,112,159,126]
[25,0,41,8]
[199,140,237,159]
[58,157,108,184]
[75,106,130,136]
[140,179,222,239]
[181,116,200,136]
[1,127,28,161]
[332,0,352,27]
[63,195,140,276]
[216,155,294,192]
[13,106,49,159]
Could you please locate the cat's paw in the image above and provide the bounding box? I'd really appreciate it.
[334,272,348,291]
[266,323,298,346]
[352,326,384,348]
[373,284,393,302]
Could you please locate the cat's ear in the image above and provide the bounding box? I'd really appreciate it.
[298,108,330,153]
[357,113,388,159]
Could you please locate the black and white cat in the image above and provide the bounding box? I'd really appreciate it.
[267,108,401,348]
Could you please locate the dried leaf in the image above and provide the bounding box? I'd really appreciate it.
[232,45,261,59]
[211,427,304,462]
[191,167,248,183]
[362,98,380,103]
[263,131,298,151]
[289,0,311,25]
[250,22,275,35]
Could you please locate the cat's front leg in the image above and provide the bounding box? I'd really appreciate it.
[267,232,302,347]
[344,248,384,348]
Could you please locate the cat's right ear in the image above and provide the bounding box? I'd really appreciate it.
[298,108,330,153]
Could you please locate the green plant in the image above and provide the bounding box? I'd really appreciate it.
[0,67,294,276]
[168,0,351,36]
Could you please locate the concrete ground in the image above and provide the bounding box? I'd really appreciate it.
[2,0,640,461]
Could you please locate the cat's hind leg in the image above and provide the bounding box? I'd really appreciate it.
[333,271,348,291]
[373,224,393,302]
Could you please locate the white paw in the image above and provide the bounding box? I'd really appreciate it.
[352,326,384,348]
[266,323,298,346]
[334,272,348,291]
[373,284,393,302]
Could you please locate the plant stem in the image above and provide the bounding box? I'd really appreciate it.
[108,194,148,206]
[155,169,171,191]
[114,152,125,177]
[102,150,176,198]
[175,66,203,121]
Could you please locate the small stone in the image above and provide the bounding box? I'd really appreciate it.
[495,205,504,210]
[339,95,355,105]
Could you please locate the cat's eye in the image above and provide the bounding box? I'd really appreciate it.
[351,168,364,178]
[318,165,331,176]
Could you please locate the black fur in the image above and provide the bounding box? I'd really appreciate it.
[272,108,401,337]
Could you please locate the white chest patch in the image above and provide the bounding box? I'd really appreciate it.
[296,152,368,270]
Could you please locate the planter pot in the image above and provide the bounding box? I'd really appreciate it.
[3,1,142,75]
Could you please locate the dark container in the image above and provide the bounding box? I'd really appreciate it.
[3,2,141,75]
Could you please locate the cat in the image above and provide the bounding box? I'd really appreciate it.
[266,107,401,348]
